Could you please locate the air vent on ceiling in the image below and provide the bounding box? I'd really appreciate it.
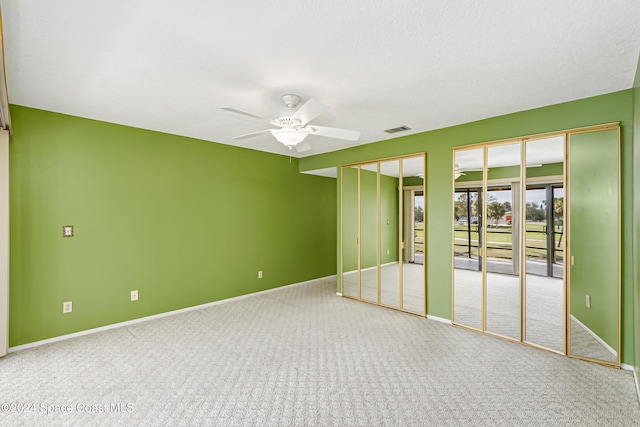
[384,125,411,134]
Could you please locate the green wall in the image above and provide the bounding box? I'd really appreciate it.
[9,106,337,347]
[569,130,619,349]
[360,169,378,269]
[341,167,358,272]
[340,167,399,272]
[380,174,399,264]
[301,89,636,365]
[403,176,424,187]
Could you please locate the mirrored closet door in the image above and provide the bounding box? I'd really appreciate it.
[485,142,522,341]
[342,165,359,299]
[341,154,426,316]
[523,136,565,353]
[452,147,484,330]
[359,164,379,304]
[379,159,401,309]
[567,128,620,366]
[452,124,620,367]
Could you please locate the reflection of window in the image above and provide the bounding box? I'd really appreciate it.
[413,191,425,255]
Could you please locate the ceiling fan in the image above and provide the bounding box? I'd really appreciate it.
[454,163,483,179]
[220,94,361,152]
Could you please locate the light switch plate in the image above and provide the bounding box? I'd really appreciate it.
[63,225,74,237]
[131,290,138,301]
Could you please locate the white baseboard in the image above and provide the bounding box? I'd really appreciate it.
[619,365,639,403]
[636,368,640,403]
[9,274,337,354]
[570,314,617,357]
[342,261,400,276]
[633,367,640,403]
[336,292,343,296]
[427,315,452,324]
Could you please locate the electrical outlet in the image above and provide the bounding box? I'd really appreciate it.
[258,271,263,279]
[586,294,591,308]
[131,290,138,301]
[386,249,390,255]
[63,301,72,314]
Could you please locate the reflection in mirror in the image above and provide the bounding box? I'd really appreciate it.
[379,160,400,309]
[341,166,359,298]
[402,156,425,314]
[524,136,565,353]
[453,148,483,329]
[360,164,379,303]
[485,143,521,340]
[569,129,619,364]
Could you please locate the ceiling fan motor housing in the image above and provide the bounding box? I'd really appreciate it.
[281,94,301,108]
[272,115,301,127]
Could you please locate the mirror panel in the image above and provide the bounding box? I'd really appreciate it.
[485,143,521,340]
[402,156,426,314]
[453,148,484,329]
[568,129,619,364]
[341,166,359,298]
[524,136,565,353]
[379,160,401,309]
[360,164,379,303]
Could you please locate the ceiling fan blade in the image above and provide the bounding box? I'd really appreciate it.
[291,98,327,126]
[220,106,271,122]
[308,125,361,141]
[233,129,272,140]
[295,140,312,153]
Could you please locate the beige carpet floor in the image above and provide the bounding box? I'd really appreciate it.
[342,262,425,314]
[0,277,638,426]
[454,267,617,362]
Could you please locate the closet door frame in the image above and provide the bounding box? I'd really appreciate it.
[566,124,621,367]
[451,122,620,367]
[340,153,427,316]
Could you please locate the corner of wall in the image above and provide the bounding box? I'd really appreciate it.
[633,53,640,395]
[0,130,8,357]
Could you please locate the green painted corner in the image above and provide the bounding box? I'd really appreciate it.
[9,105,337,346]
[633,58,640,374]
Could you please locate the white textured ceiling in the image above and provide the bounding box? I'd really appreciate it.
[2,1,639,158]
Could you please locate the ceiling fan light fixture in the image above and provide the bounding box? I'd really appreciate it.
[271,127,309,147]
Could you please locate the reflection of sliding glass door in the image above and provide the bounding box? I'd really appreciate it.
[454,188,481,271]
[524,185,564,279]
[452,148,483,330]
[524,182,565,353]
[453,127,620,367]
[453,138,562,346]
[403,190,424,265]
[413,191,424,265]
[485,143,521,341]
